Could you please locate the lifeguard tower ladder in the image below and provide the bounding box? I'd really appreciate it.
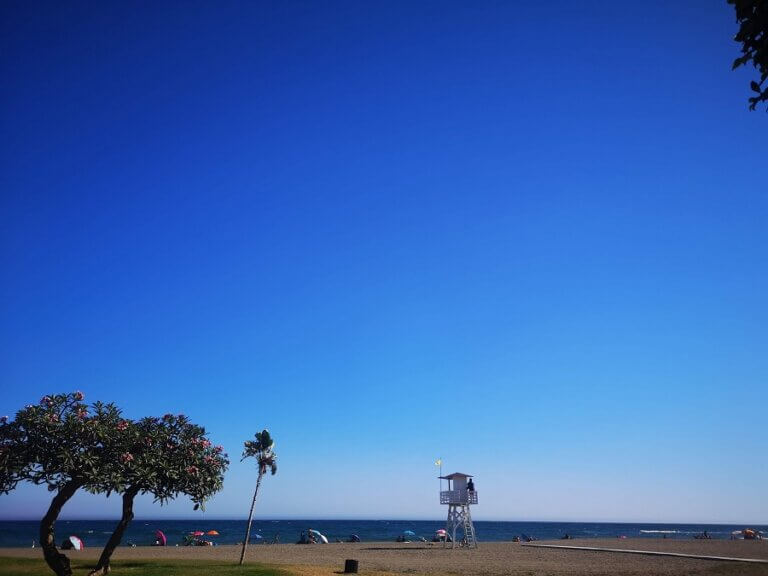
[439,472,477,548]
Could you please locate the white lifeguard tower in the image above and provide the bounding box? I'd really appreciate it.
[439,472,477,548]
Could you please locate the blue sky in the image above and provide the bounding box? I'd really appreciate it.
[1,1,766,523]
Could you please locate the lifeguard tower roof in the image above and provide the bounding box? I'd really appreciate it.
[439,472,473,480]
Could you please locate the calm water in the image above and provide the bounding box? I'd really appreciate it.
[0,520,764,548]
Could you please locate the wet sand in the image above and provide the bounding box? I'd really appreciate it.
[3,539,768,575]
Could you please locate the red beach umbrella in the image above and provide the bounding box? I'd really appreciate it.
[206,530,219,536]
[192,531,205,536]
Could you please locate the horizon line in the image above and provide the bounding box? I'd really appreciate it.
[0,517,764,526]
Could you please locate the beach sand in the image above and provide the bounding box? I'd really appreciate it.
[3,539,768,575]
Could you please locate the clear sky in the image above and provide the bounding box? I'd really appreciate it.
[1,1,766,524]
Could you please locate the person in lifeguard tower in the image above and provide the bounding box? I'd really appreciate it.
[467,478,475,492]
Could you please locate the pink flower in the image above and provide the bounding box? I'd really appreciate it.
[186,465,198,475]
[214,445,223,453]
[120,452,134,463]
[73,391,84,401]
[40,396,52,406]
[47,413,59,423]
[77,409,88,420]
[162,413,173,421]
[202,439,211,448]
[116,420,129,431]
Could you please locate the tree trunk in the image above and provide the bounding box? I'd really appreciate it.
[238,468,264,566]
[40,480,82,576]
[88,486,140,576]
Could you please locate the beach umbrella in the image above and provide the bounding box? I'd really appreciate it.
[206,530,219,536]
[155,530,167,546]
[435,529,446,535]
[309,529,329,544]
[403,530,416,537]
[192,531,205,536]
[68,536,84,550]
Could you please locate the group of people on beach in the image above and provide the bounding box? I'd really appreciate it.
[297,530,315,544]
[297,529,318,544]
[183,535,215,546]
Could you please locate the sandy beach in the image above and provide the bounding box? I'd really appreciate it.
[3,539,768,575]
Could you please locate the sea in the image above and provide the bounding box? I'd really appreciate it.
[0,520,765,548]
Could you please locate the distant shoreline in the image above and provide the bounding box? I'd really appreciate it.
[1,519,764,550]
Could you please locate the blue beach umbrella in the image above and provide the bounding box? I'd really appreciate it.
[403,530,416,537]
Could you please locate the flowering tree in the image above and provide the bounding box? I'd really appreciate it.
[0,392,126,576]
[0,394,229,576]
[88,413,228,576]
[239,429,277,566]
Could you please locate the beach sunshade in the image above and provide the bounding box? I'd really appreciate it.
[192,531,205,536]
[68,536,83,550]
[155,530,167,546]
[254,534,263,539]
[309,529,328,544]
[206,530,219,536]
[403,530,416,536]
[435,529,447,535]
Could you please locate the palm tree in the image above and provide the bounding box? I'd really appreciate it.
[238,429,277,566]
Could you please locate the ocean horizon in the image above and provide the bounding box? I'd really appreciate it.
[1,519,764,548]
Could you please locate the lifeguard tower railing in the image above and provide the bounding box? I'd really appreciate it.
[440,490,478,505]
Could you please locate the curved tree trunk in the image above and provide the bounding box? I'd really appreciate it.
[40,480,82,576]
[238,468,264,566]
[88,486,140,576]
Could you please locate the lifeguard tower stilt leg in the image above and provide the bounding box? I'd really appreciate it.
[445,503,477,548]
